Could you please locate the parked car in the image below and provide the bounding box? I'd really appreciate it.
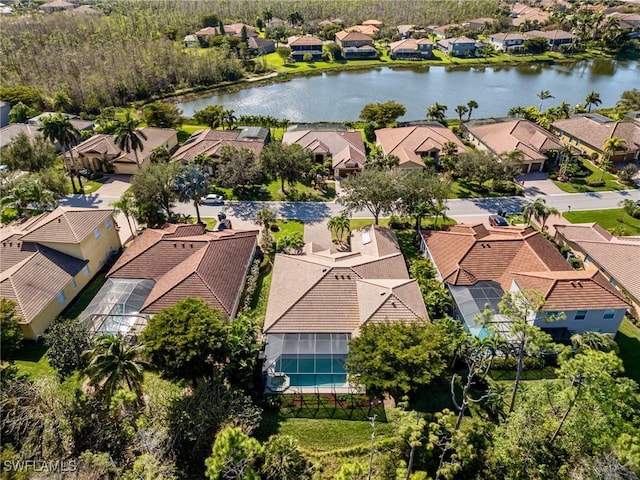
[201,194,224,205]
[489,214,508,227]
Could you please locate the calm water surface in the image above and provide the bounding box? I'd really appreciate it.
[177,59,640,122]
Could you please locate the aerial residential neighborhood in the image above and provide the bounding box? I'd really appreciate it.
[1,0,640,479]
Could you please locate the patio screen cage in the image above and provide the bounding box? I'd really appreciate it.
[78,278,154,336]
[263,333,351,389]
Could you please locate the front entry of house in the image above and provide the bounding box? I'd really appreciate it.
[529,162,542,172]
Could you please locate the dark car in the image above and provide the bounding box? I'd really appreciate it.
[489,214,508,227]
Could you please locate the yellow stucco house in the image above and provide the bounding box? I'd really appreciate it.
[0,207,122,339]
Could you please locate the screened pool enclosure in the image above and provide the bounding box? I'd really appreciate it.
[78,278,154,336]
[263,333,351,392]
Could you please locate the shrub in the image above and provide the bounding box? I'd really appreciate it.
[548,173,558,180]
[569,257,583,270]
[586,179,605,187]
[618,163,638,184]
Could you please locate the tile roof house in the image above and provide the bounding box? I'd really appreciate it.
[248,36,276,54]
[80,224,258,337]
[552,114,640,162]
[263,225,428,393]
[464,118,566,173]
[465,17,498,32]
[335,31,377,59]
[282,129,366,177]
[375,125,468,171]
[195,23,257,38]
[1,207,121,339]
[421,224,629,339]
[554,223,640,318]
[0,113,92,150]
[286,35,324,61]
[524,30,576,50]
[66,127,178,175]
[509,3,550,27]
[489,32,526,52]
[436,36,478,57]
[171,127,269,174]
[346,24,380,36]
[389,38,433,59]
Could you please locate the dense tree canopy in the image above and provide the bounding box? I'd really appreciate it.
[338,168,401,225]
[0,299,23,361]
[44,318,93,380]
[359,101,406,127]
[259,141,312,194]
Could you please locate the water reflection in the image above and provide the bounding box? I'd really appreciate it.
[591,58,617,76]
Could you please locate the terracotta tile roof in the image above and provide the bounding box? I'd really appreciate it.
[555,223,640,304]
[264,226,426,334]
[17,207,114,244]
[287,35,323,47]
[362,19,383,27]
[282,130,365,169]
[108,225,256,317]
[346,25,380,35]
[389,38,433,52]
[0,242,86,324]
[490,32,526,42]
[335,30,373,42]
[196,24,257,37]
[171,129,265,163]
[512,270,630,311]
[376,126,467,167]
[421,224,573,292]
[552,115,640,154]
[525,29,575,41]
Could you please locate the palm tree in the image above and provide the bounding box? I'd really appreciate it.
[222,109,237,130]
[111,191,138,237]
[51,91,72,113]
[520,202,535,225]
[601,137,626,180]
[466,100,478,121]
[327,215,351,245]
[82,334,147,406]
[426,102,448,123]
[174,165,210,224]
[454,105,469,122]
[113,113,147,170]
[255,207,276,231]
[584,91,602,113]
[528,198,559,230]
[557,101,572,119]
[39,113,82,193]
[431,198,449,229]
[536,90,554,110]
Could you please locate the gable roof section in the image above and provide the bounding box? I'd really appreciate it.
[171,128,265,163]
[552,115,640,153]
[282,129,366,168]
[467,119,564,163]
[336,30,373,42]
[17,207,114,244]
[0,242,86,323]
[389,38,433,52]
[512,270,629,311]
[264,225,426,334]
[287,35,322,47]
[376,126,467,164]
[108,225,257,317]
[555,223,640,303]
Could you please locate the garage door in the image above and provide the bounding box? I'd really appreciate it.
[529,162,542,172]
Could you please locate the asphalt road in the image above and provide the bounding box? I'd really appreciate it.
[61,189,640,223]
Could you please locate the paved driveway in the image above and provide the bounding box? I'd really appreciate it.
[516,172,565,196]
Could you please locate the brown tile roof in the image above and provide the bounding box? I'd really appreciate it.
[389,38,433,52]
[490,32,526,42]
[346,24,380,35]
[287,35,323,47]
[264,225,426,334]
[196,23,257,37]
[108,224,257,317]
[17,207,114,244]
[335,30,373,42]
[525,29,575,41]
[0,242,86,324]
[421,224,573,291]
[282,130,366,169]
[171,129,265,163]
[552,116,640,154]
[512,270,630,311]
[467,119,564,163]
[362,19,383,27]
[376,126,467,168]
[555,223,640,304]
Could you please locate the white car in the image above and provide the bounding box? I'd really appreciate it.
[201,194,224,205]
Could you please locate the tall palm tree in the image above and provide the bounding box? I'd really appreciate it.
[431,198,449,229]
[255,207,276,231]
[222,109,237,130]
[466,100,478,121]
[82,334,147,406]
[174,165,210,224]
[601,136,626,180]
[113,113,147,170]
[584,91,602,113]
[51,91,72,113]
[39,113,82,193]
[454,105,469,122]
[327,215,351,245]
[426,102,448,123]
[536,90,554,110]
[111,191,138,238]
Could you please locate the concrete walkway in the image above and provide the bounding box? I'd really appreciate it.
[303,220,332,249]
[516,172,565,196]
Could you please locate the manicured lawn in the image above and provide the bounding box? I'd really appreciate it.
[450,180,523,199]
[563,208,640,236]
[349,217,456,231]
[177,123,208,142]
[616,317,640,383]
[271,219,304,242]
[257,412,395,452]
[68,178,107,195]
[62,273,108,320]
[214,180,335,202]
[200,217,217,231]
[553,159,633,193]
[13,342,56,379]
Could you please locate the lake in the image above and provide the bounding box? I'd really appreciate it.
[176,59,640,122]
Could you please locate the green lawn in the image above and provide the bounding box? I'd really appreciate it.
[616,317,640,383]
[450,180,523,199]
[349,216,456,231]
[13,342,56,379]
[257,413,395,452]
[200,217,217,231]
[271,219,304,242]
[214,180,335,202]
[563,208,640,236]
[553,159,633,193]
